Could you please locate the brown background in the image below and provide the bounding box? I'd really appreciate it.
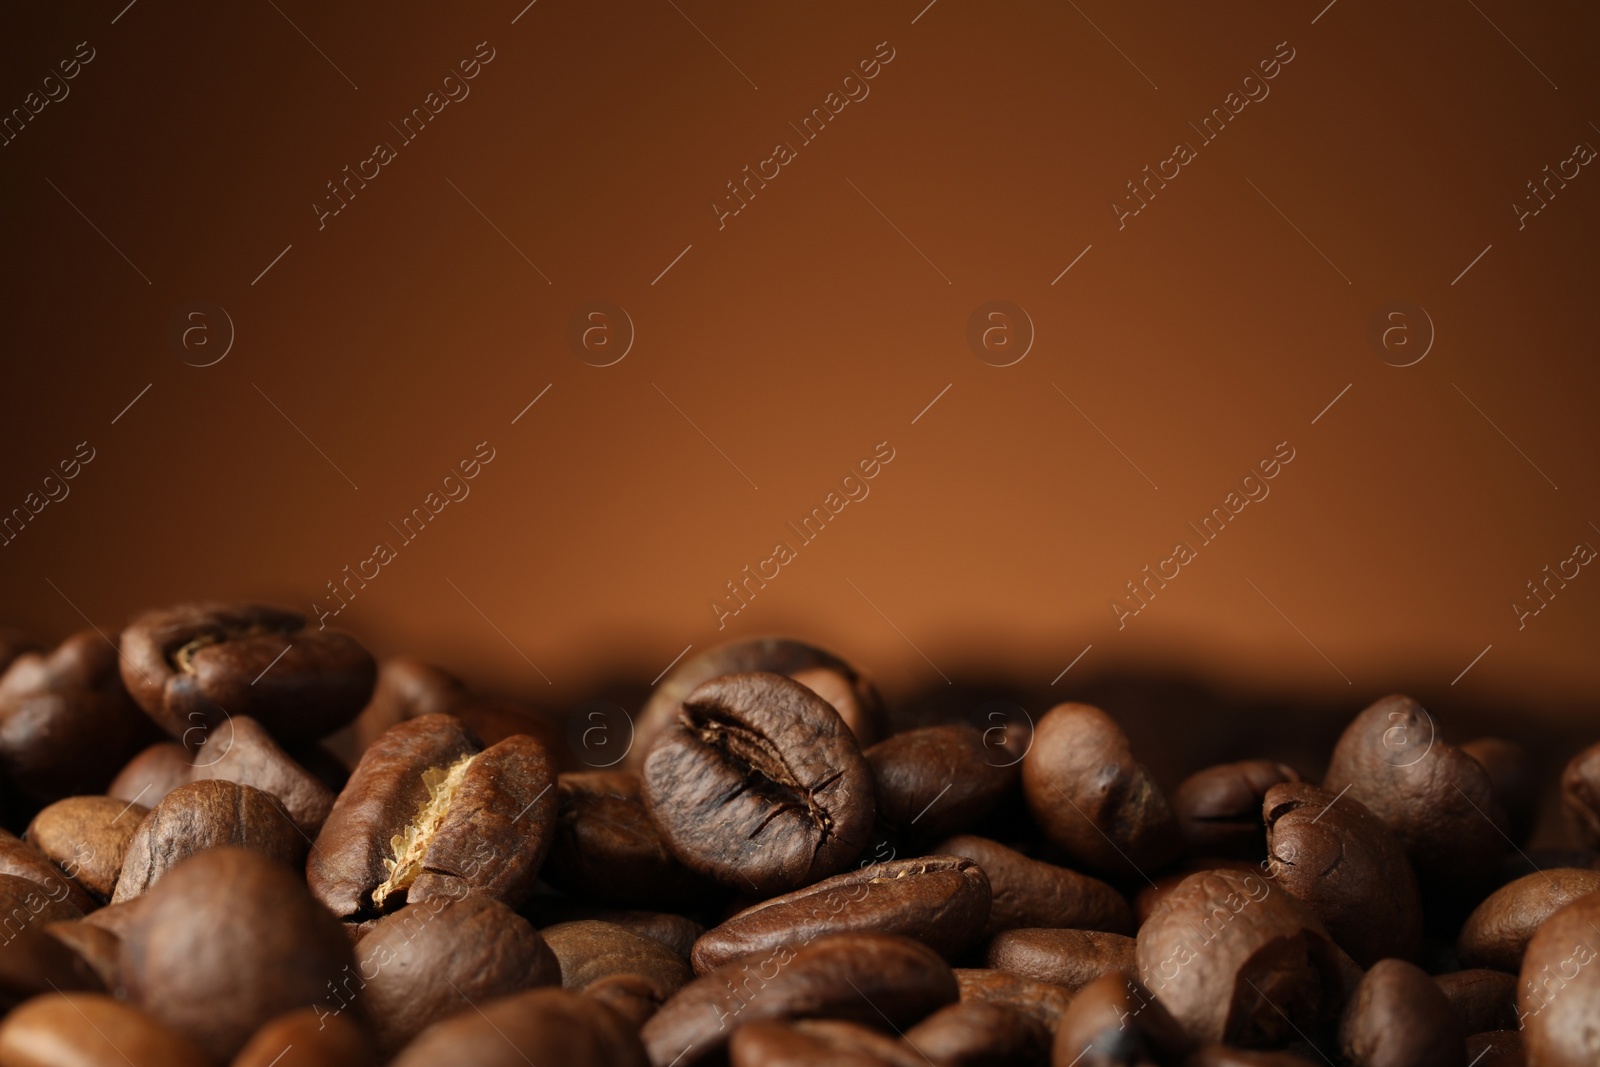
[2,1,1597,754]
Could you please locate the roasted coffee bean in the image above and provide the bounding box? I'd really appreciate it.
[389,987,647,1067]
[1516,890,1600,1066]
[865,724,1017,839]
[119,602,376,749]
[1262,781,1422,967]
[78,898,140,938]
[0,631,159,804]
[729,1017,924,1066]
[1135,868,1351,1047]
[632,638,885,770]
[26,795,146,901]
[1560,740,1600,849]
[955,969,1074,1030]
[1172,761,1298,859]
[641,932,957,1066]
[1021,703,1182,879]
[0,992,211,1067]
[186,715,336,836]
[542,920,692,993]
[0,828,96,912]
[985,929,1137,991]
[119,847,353,1062]
[0,928,103,1008]
[107,741,190,807]
[1463,1031,1524,1067]
[1323,695,1508,897]
[1051,973,1190,1067]
[112,779,305,902]
[1184,1047,1322,1067]
[0,871,83,933]
[544,771,708,907]
[1434,969,1520,1033]
[584,971,675,1030]
[691,855,990,973]
[232,1008,379,1067]
[306,713,555,920]
[526,899,706,959]
[1461,738,1537,846]
[937,834,1133,936]
[642,672,875,896]
[353,894,560,1055]
[906,1000,1051,1066]
[41,920,121,992]
[1338,958,1465,1067]
[1458,868,1600,973]
[1133,861,1260,926]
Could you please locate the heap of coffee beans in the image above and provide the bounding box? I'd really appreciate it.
[0,605,1595,1066]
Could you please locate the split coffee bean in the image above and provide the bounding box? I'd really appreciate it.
[984,928,1138,991]
[1337,958,1465,1067]
[1172,760,1299,859]
[1456,867,1600,973]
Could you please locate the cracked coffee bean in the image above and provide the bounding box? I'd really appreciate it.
[1457,867,1600,973]
[865,723,1018,839]
[984,928,1138,991]
[642,672,875,896]
[1337,958,1465,1067]
[119,602,376,750]
[1173,760,1299,859]
[25,794,147,902]
[938,833,1133,936]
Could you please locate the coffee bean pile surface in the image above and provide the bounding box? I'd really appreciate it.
[0,608,1595,1065]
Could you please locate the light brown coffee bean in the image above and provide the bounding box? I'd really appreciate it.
[0,992,211,1067]
[1459,867,1600,973]
[955,969,1074,1031]
[1433,969,1519,1034]
[985,929,1137,992]
[1337,958,1464,1067]
[231,1008,378,1067]
[389,987,647,1067]
[1516,890,1600,1067]
[26,795,147,902]
[938,834,1133,936]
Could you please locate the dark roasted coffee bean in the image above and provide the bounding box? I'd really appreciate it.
[119,602,376,749]
[353,894,560,1055]
[1172,761,1298,859]
[119,848,354,1062]
[306,713,555,920]
[112,780,304,903]
[632,638,885,770]
[389,987,647,1067]
[1461,738,1537,846]
[985,929,1137,991]
[1051,973,1190,1067]
[526,898,706,959]
[26,795,146,901]
[0,928,104,1008]
[1337,958,1464,1067]
[955,969,1074,1031]
[0,828,96,912]
[1262,781,1422,967]
[729,1017,925,1066]
[1323,695,1508,897]
[544,771,708,907]
[692,855,990,973]
[108,741,190,807]
[865,724,1017,839]
[584,971,675,1030]
[187,715,336,836]
[641,932,956,1066]
[938,834,1133,936]
[0,992,211,1067]
[907,1000,1050,1066]
[232,1007,379,1067]
[542,920,692,993]
[1185,1047,1323,1067]
[1135,868,1352,1047]
[1133,860,1260,926]
[1434,969,1520,1033]
[1516,890,1600,1066]
[1560,740,1600,849]
[1021,703,1182,879]
[1463,1031,1524,1067]
[0,631,160,804]
[1458,868,1600,973]
[42,920,122,992]
[642,672,874,896]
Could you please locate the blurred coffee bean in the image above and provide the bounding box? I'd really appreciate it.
[391,987,646,1067]
[1337,958,1465,1067]
[231,1007,378,1067]
[0,630,40,674]
[1516,890,1600,1066]
[1021,703,1182,880]
[642,672,874,896]
[865,724,1017,839]
[119,848,354,1062]
[0,828,96,912]
[1262,781,1422,967]
[1185,1047,1323,1067]
[1051,973,1190,1067]
[41,920,121,992]
[107,741,190,807]
[955,968,1074,1030]
[1560,740,1600,849]
[0,631,160,804]
[1460,738,1537,846]
[1463,1031,1524,1067]
[583,971,675,1030]
[729,1017,925,1066]
[1458,868,1600,973]
[938,834,1133,936]
[542,920,692,993]
[0,992,211,1067]
[26,795,146,901]
[0,928,104,1008]
[0,871,83,933]
[984,928,1137,991]
[524,898,706,959]
[906,1000,1051,1066]
[1172,761,1298,859]
[119,602,376,749]
[112,780,304,902]
[544,771,707,907]
[1434,969,1520,1033]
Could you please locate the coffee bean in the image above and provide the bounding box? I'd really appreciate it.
[119,848,354,1062]
[541,920,692,993]
[353,894,560,1055]
[1461,738,1537,846]
[119,602,376,750]
[640,932,956,1066]
[0,992,211,1067]
[1462,1030,1524,1067]
[984,928,1137,991]
[0,828,96,913]
[1172,761,1299,859]
[1185,1046,1323,1067]
[1458,868,1600,973]
[1516,889,1600,1066]
[1560,740,1600,850]
[525,899,706,959]
[632,639,885,770]
[107,741,190,808]
[642,672,874,896]
[306,713,555,920]
[0,631,160,804]
[78,898,141,938]
[865,724,1018,839]
[954,968,1074,1031]
[1338,958,1465,1067]
[1051,973,1190,1067]
[232,1007,379,1067]
[1262,780,1422,967]
[937,834,1133,936]
[389,987,647,1067]
[26,795,147,902]
[112,779,305,903]
[186,714,336,836]
[41,919,121,992]
[1323,695,1508,898]
[0,928,103,1008]
[584,971,675,1030]
[543,770,708,907]
[1134,868,1352,1046]
[1133,860,1260,926]
[1021,703,1182,879]
[0,871,83,935]
[906,1000,1051,1066]
[729,1017,925,1066]
[1433,969,1520,1034]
